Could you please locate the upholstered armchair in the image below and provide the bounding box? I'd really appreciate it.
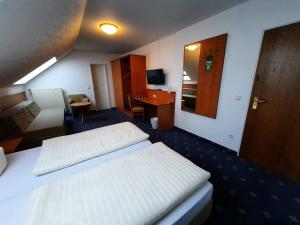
[68,94,89,104]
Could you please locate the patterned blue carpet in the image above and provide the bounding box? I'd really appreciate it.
[66,109,300,225]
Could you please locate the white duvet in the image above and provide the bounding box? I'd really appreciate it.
[33,122,149,176]
[26,142,210,225]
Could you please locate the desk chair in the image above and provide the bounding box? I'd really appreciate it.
[128,95,144,120]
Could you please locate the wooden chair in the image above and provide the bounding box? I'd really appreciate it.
[128,95,144,119]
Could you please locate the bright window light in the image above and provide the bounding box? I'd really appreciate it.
[14,57,57,85]
[183,75,191,81]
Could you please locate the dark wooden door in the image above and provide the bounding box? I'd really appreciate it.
[240,22,300,183]
[111,59,124,111]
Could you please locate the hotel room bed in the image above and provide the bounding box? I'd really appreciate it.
[33,121,150,175]
[0,140,151,201]
[0,143,212,225]
[0,182,212,225]
[0,122,213,225]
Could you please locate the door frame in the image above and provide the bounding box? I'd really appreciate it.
[90,64,112,110]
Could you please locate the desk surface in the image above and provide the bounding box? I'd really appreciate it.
[134,97,173,106]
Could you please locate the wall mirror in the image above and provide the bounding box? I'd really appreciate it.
[181,34,227,118]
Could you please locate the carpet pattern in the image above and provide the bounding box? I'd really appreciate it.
[65,109,300,225]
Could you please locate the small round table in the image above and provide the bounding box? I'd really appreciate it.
[71,102,91,123]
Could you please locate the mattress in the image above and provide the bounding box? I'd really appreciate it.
[26,142,211,225]
[33,122,149,176]
[1,140,213,225]
[0,182,212,225]
[0,140,151,201]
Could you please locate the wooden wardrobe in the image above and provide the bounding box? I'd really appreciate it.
[111,55,147,112]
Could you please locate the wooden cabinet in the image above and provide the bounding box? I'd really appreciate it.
[111,55,146,112]
[111,59,124,111]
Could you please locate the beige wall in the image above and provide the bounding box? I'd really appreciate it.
[26,50,119,109]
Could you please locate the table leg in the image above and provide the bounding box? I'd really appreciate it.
[81,110,84,123]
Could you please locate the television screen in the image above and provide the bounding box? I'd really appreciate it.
[146,69,165,85]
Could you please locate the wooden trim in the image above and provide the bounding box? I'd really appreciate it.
[0,92,27,111]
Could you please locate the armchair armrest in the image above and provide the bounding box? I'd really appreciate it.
[81,98,89,102]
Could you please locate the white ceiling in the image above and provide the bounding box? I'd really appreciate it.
[75,0,247,53]
[0,0,248,87]
[0,0,86,87]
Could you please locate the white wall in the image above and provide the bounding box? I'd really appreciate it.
[26,50,119,109]
[0,85,25,98]
[129,0,300,152]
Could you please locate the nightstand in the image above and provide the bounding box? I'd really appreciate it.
[0,137,23,154]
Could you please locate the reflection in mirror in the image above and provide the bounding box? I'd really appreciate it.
[181,42,201,113]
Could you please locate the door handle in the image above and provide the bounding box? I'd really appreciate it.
[252,97,267,109]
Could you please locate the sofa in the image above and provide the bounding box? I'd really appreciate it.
[0,100,65,148]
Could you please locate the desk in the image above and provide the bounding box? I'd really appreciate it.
[134,97,174,131]
[71,102,91,123]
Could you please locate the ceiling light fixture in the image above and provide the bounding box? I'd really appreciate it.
[100,23,118,35]
[185,44,200,51]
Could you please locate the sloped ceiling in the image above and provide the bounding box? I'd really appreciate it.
[75,0,247,53]
[0,0,248,87]
[0,0,87,87]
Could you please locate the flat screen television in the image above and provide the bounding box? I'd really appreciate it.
[146,69,165,85]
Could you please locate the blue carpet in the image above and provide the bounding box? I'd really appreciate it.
[66,109,300,225]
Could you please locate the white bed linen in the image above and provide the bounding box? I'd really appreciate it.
[26,142,210,225]
[0,140,151,201]
[0,182,212,225]
[33,122,149,176]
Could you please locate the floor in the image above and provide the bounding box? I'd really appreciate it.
[66,109,300,225]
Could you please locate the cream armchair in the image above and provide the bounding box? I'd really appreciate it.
[68,94,89,104]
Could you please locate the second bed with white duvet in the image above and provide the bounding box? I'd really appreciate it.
[27,142,211,225]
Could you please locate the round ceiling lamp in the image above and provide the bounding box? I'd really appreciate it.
[100,23,118,35]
